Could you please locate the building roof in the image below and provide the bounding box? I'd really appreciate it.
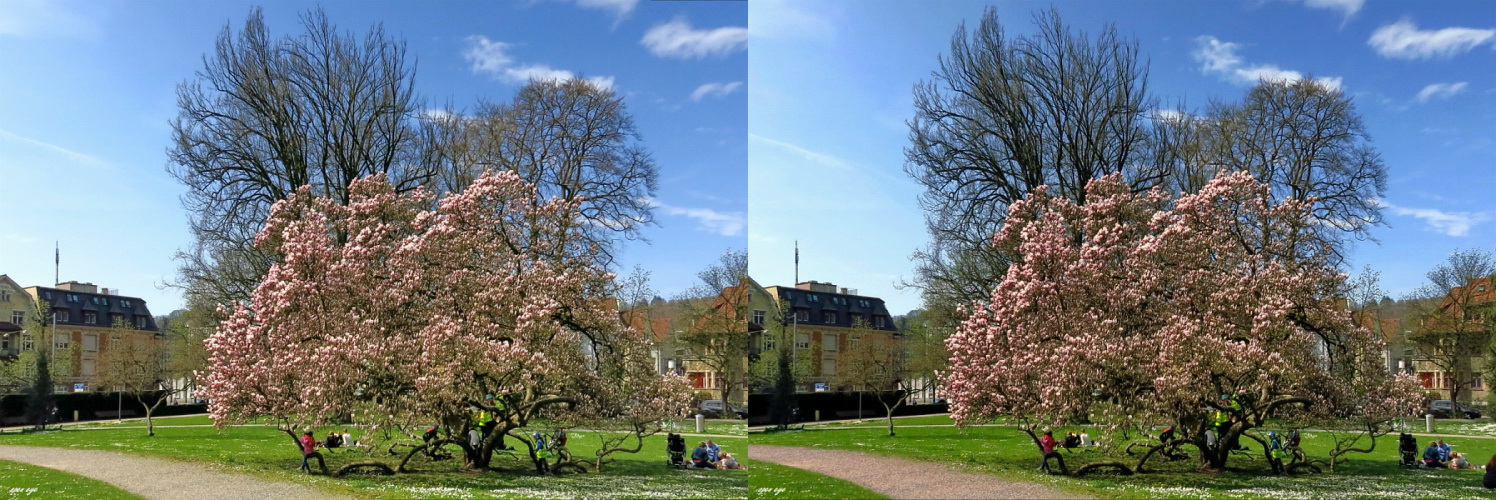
[1415,274,1496,336]
[764,281,899,333]
[26,285,158,332]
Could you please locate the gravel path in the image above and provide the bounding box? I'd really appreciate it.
[0,445,354,500]
[749,445,1091,499]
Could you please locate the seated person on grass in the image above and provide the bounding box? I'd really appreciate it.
[1449,451,1478,470]
[1485,454,1496,488]
[1423,442,1446,468]
[718,452,745,470]
[1063,432,1080,450]
[691,441,717,469]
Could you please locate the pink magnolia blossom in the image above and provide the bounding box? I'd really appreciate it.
[942,171,1422,470]
[201,171,690,469]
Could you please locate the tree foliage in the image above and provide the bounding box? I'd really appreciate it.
[1405,248,1496,403]
[905,10,1387,320]
[1182,79,1389,263]
[905,7,1171,314]
[200,171,690,472]
[169,7,436,308]
[96,318,181,436]
[677,250,749,416]
[833,325,912,437]
[428,80,659,268]
[943,171,1422,472]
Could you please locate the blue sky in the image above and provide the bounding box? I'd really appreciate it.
[749,0,1496,316]
[0,0,746,314]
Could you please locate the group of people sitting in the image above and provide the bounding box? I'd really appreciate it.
[323,429,357,449]
[1061,430,1098,449]
[1416,437,1484,470]
[690,439,744,469]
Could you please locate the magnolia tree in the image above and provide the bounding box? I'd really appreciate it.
[201,170,691,474]
[943,171,1422,473]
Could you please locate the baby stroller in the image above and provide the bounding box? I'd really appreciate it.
[1398,433,1418,468]
[666,433,688,467]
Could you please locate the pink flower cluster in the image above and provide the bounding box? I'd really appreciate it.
[201,171,691,432]
[944,171,1422,430]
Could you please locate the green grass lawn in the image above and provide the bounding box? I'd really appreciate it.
[741,458,887,500]
[750,422,1496,500]
[2,415,745,500]
[0,459,143,500]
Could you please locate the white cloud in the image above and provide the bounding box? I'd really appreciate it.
[420,109,458,123]
[1302,0,1363,18]
[1368,19,1495,60]
[573,0,638,18]
[690,81,743,102]
[642,197,744,237]
[749,0,834,41]
[1193,36,1342,91]
[0,128,109,168]
[641,18,747,59]
[1373,199,1487,237]
[1151,109,1185,123]
[462,35,614,91]
[1415,82,1468,103]
[748,134,852,171]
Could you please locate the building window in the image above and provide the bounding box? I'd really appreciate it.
[761,336,776,351]
[820,359,837,376]
[807,294,819,303]
[53,333,69,350]
[121,300,133,308]
[55,310,69,323]
[83,334,98,352]
[752,310,766,325]
[67,294,80,303]
[823,311,837,324]
[110,335,122,350]
[43,292,52,301]
[874,316,886,328]
[1,338,8,351]
[823,334,838,352]
[795,310,809,322]
[83,312,97,324]
[81,359,96,377]
[0,290,9,301]
[858,299,870,308]
[135,316,147,329]
[11,310,22,325]
[21,339,33,352]
[796,333,810,349]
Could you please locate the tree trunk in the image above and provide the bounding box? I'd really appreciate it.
[139,394,168,437]
[880,391,909,437]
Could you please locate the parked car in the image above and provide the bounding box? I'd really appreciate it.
[699,400,748,419]
[1427,399,1482,419]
